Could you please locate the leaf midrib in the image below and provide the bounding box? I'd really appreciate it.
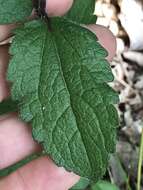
[51,29,105,173]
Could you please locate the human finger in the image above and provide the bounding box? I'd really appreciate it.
[0,25,16,44]
[46,0,73,17]
[87,24,117,61]
[0,157,80,190]
[0,114,41,169]
[0,0,73,43]
[0,45,10,101]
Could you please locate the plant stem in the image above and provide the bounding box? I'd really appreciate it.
[0,153,42,177]
[126,175,131,190]
[137,128,143,190]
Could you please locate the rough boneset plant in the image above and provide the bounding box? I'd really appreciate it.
[0,0,119,182]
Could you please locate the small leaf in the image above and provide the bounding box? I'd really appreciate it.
[70,177,90,190]
[0,0,33,24]
[66,0,97,24]
[0,98,18,115]
[7,18,119,180]
[91,180,120,190]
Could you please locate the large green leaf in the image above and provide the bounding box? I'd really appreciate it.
[7,18,118,180]
[0,0,33,24]
[66,0,97,24]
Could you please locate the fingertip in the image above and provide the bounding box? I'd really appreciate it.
[87,24,117,61]
[46,0,73,17]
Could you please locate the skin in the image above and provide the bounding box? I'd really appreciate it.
[0,0,116,189]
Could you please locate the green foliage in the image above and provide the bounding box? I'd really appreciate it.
[0,98,18,115]
[0,0,119,181]
[66,0,97,24]
[70,177,90,190]
[0,0,33,24]
[7,18,118,180]
[0,0,96,25]
[91,181,120,190]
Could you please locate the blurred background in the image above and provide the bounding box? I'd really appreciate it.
[96,0,143,189]
[72,0,143,190]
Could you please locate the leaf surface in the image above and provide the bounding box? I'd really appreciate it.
[7,19,118,180]
[70,177,90,190]
[91,180,120,190]
[66,0,97,24]
[0,0,33,24]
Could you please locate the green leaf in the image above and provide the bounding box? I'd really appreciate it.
[91,181,120,190]
[7,18,119,180]
[66,0,97,24]
[0,98,18,115]
[0,0,33,24]
[70,177,90,190]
